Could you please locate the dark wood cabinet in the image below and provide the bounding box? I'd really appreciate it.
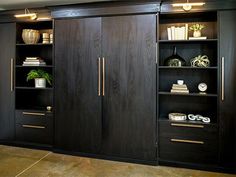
[101,15,157,161]
[54,18,102,153]
[0,23,15,141]
[219,10,236,170]
[54,14,157,161]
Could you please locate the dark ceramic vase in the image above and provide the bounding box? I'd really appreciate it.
[164,46,186,67]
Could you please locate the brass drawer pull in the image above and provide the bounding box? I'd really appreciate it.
[22,124,45,129]
[171,123,204,128]
[22,112,45,116]
[98,57,101,96]
[10,58,14,92]
[102,57,105,96]
[171,138,204,144]
[221,57,225,101]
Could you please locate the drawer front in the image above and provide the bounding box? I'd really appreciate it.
[159,136,218,164]
[159,120,218,164]
[15,110,53,125]
[159,120,218,141]
[16,120,53,145]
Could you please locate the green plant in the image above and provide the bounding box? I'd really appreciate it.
[26,69,53,85]
[189,24,205,31]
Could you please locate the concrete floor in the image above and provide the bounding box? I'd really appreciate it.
[0,145,235,177]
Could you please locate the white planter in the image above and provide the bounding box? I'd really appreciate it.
[193,30,201,38]
[35,78,46,88]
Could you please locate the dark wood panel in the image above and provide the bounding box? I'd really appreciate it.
[51,3,159,18]
[54,18,102,153]
[0,23,15,141]
[219,10,236,170]
[101,14,157,161]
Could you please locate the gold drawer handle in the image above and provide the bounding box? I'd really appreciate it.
[171,123,204,128]
[22,112,45,116]
[171,138,204,144]
[22,125,45,129]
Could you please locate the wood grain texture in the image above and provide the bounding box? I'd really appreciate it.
[101,14,157,161]
[219,10,236,170]
[0,23,15,141]
[51,3,159,18]
[54,18,102,153]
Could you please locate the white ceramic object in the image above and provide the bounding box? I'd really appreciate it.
[35,78,46,88]
[177,80,184,85]
[193,30,201,38]
[22,29,40,44]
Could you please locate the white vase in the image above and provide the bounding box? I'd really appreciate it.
[35,78,46,88]
[193,30,201,38]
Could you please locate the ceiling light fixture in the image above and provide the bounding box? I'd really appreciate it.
[172,0,205,11]
[14,8,37,20]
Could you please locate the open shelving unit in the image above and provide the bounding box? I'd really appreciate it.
[158,11,218,124]
[15,21,54,112]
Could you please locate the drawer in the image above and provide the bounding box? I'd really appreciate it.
[159,120,218,141]
[16,120,53,145]
[15,110,53,125]
[159,136,218,164]
[159,120,218,164]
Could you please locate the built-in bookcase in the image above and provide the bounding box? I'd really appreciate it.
[15,21,54,111]
[158,12,218,124]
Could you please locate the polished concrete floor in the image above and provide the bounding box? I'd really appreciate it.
[0,145,235,177]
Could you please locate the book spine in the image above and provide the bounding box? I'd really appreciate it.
[171,26,175,40]
[185,24,188,40]
[167,27,172,40]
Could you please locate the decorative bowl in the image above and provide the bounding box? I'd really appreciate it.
[22,29,40,44]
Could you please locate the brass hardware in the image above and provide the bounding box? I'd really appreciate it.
[221,57,225,101]
[171,138,204,144]
[10,58,14,92]
[171,123,204,128]
[156,43,158,64]
[22,124,45,129]
[98,58,101,96]
[102,57,105,96]
[22,112,45,116]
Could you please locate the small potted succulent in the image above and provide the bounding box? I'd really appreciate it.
[189,24,205,38]
[27,69,52,88]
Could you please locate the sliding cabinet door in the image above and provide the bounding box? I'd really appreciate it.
[0,23,15,141]
[54,18,102,153]
[101,14,157,161]
[219,10,236,171]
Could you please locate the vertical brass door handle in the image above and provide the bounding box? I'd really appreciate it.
[98,57,101,96]
[10,58,14,92]
[221,57,225,101]
[102,57,105,96]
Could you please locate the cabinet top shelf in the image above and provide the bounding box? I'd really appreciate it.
[15,87,53,90]
[158,66,218,70]
[159,92,218,97]
[16,43,53,46]
[159,39,218,43]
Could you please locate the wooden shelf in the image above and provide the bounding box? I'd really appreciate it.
[159,39,218,43]
[158,66,217,70]
[159,92,218,97]
[15,65,54,68]
[15,87,53,90]
[16,43,53,46]
[158,119,217,126]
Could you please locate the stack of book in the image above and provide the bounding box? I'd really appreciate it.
[23,57,46,66]
[167,24,188,40]
[171,84,189,94]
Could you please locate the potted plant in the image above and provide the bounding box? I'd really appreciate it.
[27,69,52,88]
[189,24,205,38]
